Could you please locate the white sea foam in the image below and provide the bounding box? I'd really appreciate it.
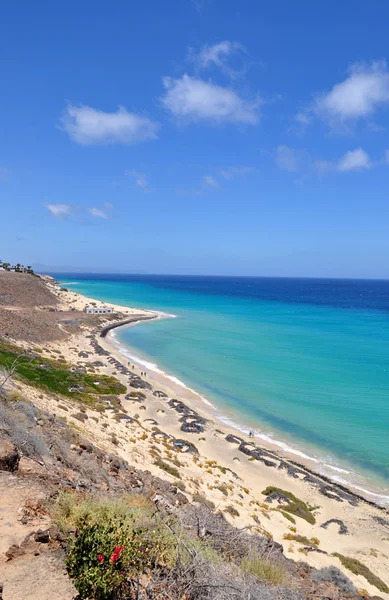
[112,339,215,408]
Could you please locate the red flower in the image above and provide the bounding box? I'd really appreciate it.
[110,545,125,563]
[97,554,105,564]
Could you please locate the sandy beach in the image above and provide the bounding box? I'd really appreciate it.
[14,275,389,597]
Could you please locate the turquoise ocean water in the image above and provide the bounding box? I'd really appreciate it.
[56,275,389,504]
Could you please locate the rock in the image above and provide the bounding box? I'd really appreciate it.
[5,544,25,561]
[109,457,121,474]
[18,457,46,475]
[79,442,93,453]
[72,412,88,422]
[0,439,20,472]
[34,529,50,543]
[48,525,65,542]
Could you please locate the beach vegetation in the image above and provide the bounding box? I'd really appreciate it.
[262,486,316,525]
[241,555,288,585]
[311,566,357,595]
[192,494,215,510]
[110,433,119,446]
[174,480,186,492]
[0,339,125,405]
[153,457,181,479]
[333,553,389,593]
[214,484,228,496]
[283,533,316,547]
[224,505,240,517]
[280,511,296,524]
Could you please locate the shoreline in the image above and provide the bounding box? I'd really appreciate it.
[56,276,389,509]
[105,317,389,509]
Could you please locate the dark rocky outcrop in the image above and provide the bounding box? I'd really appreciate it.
[0,439,20,472]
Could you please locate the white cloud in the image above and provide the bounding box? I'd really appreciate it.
[314,148,372,174]
[300,61,389,128]
[276,146,300,172]
[384,149,389,164]
[161,75,260,125]
[126,169,149,192]
[219,166,255,179]
[89,207,108,218]
[337,148,372,172]
[193,41,246,78]
[45,204,72,218]
[61,104,159,145]
[203,174,219,189]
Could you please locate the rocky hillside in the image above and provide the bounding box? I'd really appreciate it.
[0,272,58,308]
[0,272,101,343]
[0,388,380,600]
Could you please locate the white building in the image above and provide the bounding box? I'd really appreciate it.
[85,306,114,315]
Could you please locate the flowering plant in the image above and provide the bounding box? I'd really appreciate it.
[66,518,150,600]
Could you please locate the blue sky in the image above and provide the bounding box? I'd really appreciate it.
[1,0,389,277]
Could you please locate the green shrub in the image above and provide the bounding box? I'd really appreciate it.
[66,517,148,599]
[333,553,389,594]
[241,556,288,585]
[283,533,317,547]
[174,480,186,492]
[262,486,316,525]
[280,510,296,524]
[153,457,181,479]
[0,340,125,403]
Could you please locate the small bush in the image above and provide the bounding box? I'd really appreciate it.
[224,505,240,517]
[312,566,357,595]
[154,457,181,479]
[283,533,316,547]
[262,486,316,525]
[215,484,228,497]
[280,510,296,524]
[241,556,288,585]
[174,480,186,492]
[192,494,215,510]
[333,553,389,594]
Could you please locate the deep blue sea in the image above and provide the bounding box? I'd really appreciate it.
[55,274,389,503]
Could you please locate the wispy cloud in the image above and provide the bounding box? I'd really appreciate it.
[60,104,159,145]
[219,166,255,179]
[176,173,221,196]
[298,60,389,130]
[89,207,108,218]
[191,41,247,79]
[45,202,113,221]
[0,167,11,182]
[203,174,220,189]
[315,148,373,174]
[337,148,372,172]
[125,169,150,192]
[190,0,210,12]
[161,75,260,126]
[44,203,73,218]
[276,146,300,172]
